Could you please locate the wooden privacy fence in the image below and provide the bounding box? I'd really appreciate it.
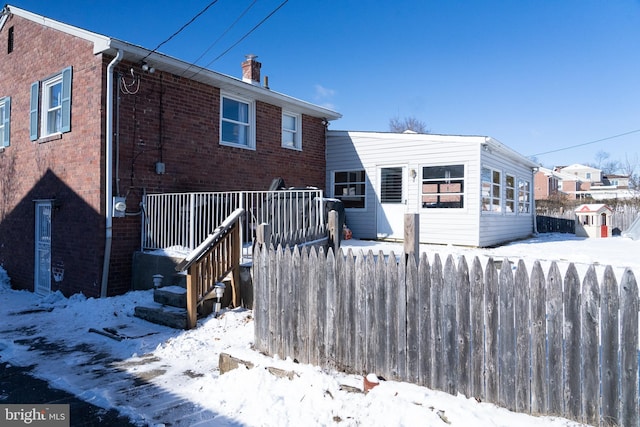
[252,245,639,426]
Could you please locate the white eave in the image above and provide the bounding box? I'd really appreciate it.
[2,4,341,122]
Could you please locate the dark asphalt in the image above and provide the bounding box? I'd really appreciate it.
[0,362,138,426]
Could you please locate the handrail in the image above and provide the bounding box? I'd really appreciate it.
[176,208,245,271]
[176,207,245,329]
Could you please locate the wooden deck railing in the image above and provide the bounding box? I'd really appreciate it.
[175,208,244,329]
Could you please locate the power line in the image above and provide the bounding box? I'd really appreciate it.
[201,0,289,68]
[182,0,258,78]
[530,129,640,157]
[141,0,220,63]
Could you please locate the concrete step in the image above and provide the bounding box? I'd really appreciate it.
[153,286,187,308]
[134,305,189,330]
[135,296,217,330]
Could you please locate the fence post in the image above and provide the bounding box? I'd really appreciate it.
[256,223,271,248]
[404,213,419,265]
[328,210,339,254]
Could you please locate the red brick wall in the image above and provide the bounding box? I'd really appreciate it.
[0,14,106,297]
[107,66,327,294]
[0,14,328,297]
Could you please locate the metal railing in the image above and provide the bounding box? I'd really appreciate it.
[141,189,325,258]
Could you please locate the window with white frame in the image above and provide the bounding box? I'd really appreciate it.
[282,112,301,150]
[42,74,63,135]
[0,96,10,148]
[220,94,254,148]
[518,179,531,213]
[505,174,516,213]
[333,170,366,208]
[421,164,465,208]
[30,66,72,141]
[481,167,501,212]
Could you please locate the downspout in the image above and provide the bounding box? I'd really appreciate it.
[101,49,123,298]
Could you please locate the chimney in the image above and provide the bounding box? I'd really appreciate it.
[242,54,261,85]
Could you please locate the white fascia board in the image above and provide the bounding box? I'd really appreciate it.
[6,5,111,54]
[484,136,539,169]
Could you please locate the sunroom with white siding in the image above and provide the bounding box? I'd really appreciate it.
[326,130,538,247]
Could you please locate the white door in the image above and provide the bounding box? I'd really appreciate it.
[34,201,52,295]
[376,166,406,239]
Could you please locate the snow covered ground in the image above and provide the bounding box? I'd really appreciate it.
[2,232,639,426]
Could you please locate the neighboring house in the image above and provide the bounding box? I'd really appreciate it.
[534,167,561,200]
[554,164,634,200]
[602,174,630,189]
[534,166,580,200]
[326,131,538,247]
[0,5,340,297]
[558,164,602,184]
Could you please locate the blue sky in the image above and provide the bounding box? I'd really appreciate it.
[11,0,640,170]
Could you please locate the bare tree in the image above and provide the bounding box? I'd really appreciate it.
[622,153,639,191]
[389,116,429,134]
[589,150,621,174]
[594,150,609,169]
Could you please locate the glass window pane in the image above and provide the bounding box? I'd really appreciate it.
[48,109,61,134]
[49,82,62,108]
[221,121,248,145]
[223,98,248,123]
[422,165,465,208]
[334,170,366,208]
[335,172,348,182]
[282,131,294,146]
[282,114,296,131]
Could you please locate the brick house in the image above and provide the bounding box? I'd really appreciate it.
[0,5,340,297]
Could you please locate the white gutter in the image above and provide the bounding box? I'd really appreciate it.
[101,49,123,298]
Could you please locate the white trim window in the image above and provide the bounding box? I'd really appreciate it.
[518,179,531,213]
[220,94,254,149]
[481,167,501,212]
[282,111,301,150]
[421,164,465,209]
[42,74,63,136]
[505,174,516,213]
[0,96,10,148]
[333,170,366,209]
[30,66,72,141]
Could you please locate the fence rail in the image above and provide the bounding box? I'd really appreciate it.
[141,189,324,257]
[253,245,639,426]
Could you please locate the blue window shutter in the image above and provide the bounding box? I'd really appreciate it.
[60,66,72,133]
[2,97,10,147]
[29,81,39,141]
